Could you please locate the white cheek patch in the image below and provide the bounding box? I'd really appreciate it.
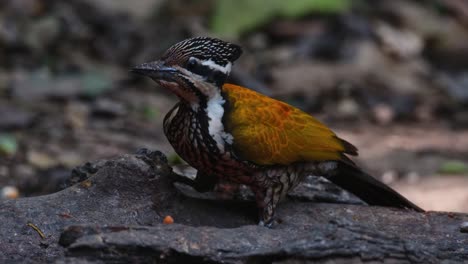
[201,59,232,74]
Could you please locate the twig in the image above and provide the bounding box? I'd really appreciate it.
[27,223,46,239]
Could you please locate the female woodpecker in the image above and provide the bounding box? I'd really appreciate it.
[132,37,423,226]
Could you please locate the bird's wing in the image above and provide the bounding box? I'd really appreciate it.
[222,83,357,166]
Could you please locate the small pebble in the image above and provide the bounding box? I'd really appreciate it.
[163,215,174,224]
[1,186,19,199]
[460,222,468,233]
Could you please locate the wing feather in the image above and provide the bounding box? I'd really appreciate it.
[223,84,357,165]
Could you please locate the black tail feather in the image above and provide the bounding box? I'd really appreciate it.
[327,162,424,212]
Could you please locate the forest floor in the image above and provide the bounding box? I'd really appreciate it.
[1,0,467,213]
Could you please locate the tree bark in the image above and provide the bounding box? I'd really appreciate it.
[0,150,467,263]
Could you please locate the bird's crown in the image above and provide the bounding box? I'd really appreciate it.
[162,37,242,75]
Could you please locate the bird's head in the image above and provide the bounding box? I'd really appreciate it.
[132,37,242,106]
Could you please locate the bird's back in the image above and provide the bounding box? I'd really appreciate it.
[222,83,357,166]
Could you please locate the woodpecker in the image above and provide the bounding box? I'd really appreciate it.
[132,37,423,226]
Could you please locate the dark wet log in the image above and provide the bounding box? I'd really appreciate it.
[0,150,467,263]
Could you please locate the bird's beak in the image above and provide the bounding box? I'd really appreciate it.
[131,61,177,81]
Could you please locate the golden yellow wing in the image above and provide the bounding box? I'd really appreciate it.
[222,83,357,166]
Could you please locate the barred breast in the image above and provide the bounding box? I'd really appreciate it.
[163,102,254,183]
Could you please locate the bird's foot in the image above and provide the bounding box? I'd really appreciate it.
[258,219,275,228]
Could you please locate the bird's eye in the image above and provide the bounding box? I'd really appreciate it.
[186,58,197,70]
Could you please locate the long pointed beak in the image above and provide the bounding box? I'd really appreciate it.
[131,61,177,80]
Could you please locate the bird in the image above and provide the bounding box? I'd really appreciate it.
[131,37,423,226]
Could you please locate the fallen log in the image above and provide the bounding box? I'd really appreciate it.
[0,150,466,263]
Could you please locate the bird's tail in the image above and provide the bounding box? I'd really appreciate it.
[326,161,424,212]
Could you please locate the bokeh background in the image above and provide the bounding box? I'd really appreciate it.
[0,0,467,212]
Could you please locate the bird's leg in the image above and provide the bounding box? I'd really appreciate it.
[252,184,283,227]
[254,166,305,227]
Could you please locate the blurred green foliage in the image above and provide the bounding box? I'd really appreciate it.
[0,134,18,157]
[211,0,351,37]
[438,160,468,175]
[142,105,160,121]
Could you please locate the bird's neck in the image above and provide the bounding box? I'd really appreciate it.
[205,90,234,148]
[184,86,233,152]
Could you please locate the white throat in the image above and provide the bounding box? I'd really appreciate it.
[205,91,233,152]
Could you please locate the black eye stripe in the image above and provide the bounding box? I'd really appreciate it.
[188,63,224,78]
[185,61,227,87]
[191,63,212,77]
[208,71,227,87]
